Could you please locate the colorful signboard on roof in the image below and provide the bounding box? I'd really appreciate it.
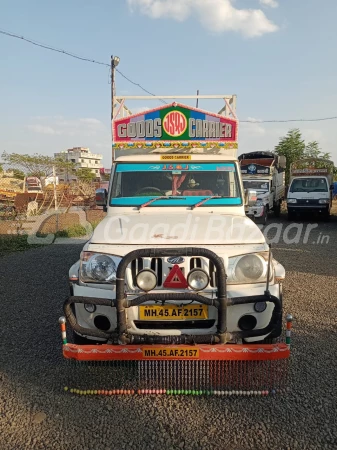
[112,103,238,149]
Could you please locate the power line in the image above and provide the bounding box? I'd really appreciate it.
[0,29,336,120]
[115,69,166,104]
[241,116,337,123]
[0,29,109,66]
[0,28,166,102]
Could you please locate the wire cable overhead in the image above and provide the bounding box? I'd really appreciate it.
[0,29,162,101]
[1,28,337,122]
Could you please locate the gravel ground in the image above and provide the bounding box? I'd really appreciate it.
[0,212,337,450]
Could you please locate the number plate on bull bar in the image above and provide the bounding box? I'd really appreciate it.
[142,347,199,358]
[139,304,208,320]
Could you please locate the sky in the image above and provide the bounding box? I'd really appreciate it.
[1,0,337,167]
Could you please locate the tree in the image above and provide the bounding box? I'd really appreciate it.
[76,167,96,181]
[274,129,306,184]
[274,130,333,184]
[304,141,331,160]
[11,169,25,180]
[0,163,3,173]
[1,152,75,180]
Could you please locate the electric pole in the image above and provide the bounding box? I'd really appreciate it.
[111,55,120,163]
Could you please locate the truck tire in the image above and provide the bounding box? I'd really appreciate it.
[257,206,268,225]
[323,209,331,222]
[287,210,296,221]
[273,201,281,218]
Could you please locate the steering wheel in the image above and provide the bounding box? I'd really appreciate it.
[135,186,164,196]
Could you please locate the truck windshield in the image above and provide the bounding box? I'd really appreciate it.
[243,180,269,192]
[110,162,242,207]
[290,177,328,193]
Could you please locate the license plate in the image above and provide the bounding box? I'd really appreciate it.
[139,304,208,320]
[142,347,199,358]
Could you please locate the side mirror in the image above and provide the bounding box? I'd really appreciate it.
[271,186,275,193]
[96,188,107,211]
[245,189,257,206]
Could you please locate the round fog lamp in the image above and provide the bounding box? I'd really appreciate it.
[136,269,157,292]
[84,303,96,313]
[254,301,267,313]
[187,269,209,291]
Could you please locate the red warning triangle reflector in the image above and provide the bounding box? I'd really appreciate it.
[163,264,188,289]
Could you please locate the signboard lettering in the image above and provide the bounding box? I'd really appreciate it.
[112,102,238,149]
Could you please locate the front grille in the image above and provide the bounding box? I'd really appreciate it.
[190,257,202,269]
[150,258,163,285]
[134,320,216,330]
[209,261,217,287]
[296,199,320,205]
[131,258,144,286]
[130,256,218,289]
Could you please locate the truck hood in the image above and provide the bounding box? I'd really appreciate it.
[90,212,265,245]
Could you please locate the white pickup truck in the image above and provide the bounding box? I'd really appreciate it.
[287,158,335,220]
[239,152,286,225]
[64,99,286,350]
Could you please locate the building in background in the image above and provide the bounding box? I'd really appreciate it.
[54,147,103,182]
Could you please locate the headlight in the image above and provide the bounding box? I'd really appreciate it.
[136,269,157,292]
[318,199,329,204]
[235,255,264,281]
[80,252,121,283]
[255,200,264,206]
[227,253,271,284]
[187,268,209,291]
[287,198,297,204]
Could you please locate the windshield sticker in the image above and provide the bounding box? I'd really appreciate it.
[116,163,236,172]
[163,164,189,170]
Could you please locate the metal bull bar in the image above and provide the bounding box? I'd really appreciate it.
[64,247,282,344]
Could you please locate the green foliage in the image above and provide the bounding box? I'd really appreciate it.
[89,219,102,230]
[275,129,334,184]
[11,169,25,180]
[76,167,96,181]
[0,163,3,173]
[0,235,43,257]
[275,129,305,184]
[305,141,331,160]
[1,152,75,179]
[55,224,88,238]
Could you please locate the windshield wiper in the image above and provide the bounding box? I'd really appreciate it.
[138,196,185,210]
[190,195,229,209]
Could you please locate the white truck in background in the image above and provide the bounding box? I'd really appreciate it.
[239,151,286,225]
[287,158,335,221]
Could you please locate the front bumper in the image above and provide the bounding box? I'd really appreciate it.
[245,205,265,218]
[287,205,329,209]
[64,247,282,345]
